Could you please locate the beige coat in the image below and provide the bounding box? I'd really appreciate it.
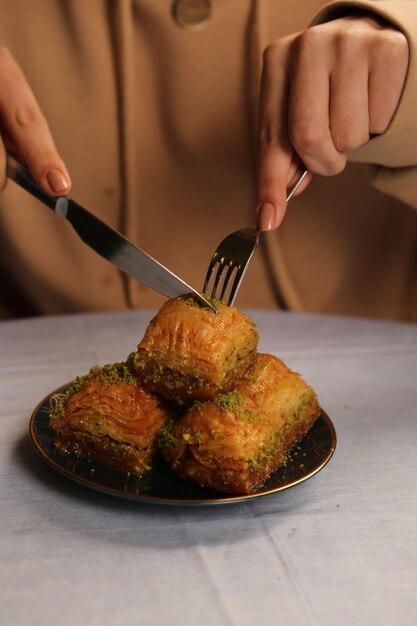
[0,0,416,320]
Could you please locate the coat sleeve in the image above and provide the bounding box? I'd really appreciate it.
[311,1,417,210]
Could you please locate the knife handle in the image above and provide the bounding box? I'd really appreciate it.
[6,153,59,211]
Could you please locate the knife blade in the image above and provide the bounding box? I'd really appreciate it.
[6,154,217,313]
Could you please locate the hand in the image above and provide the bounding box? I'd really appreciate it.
[256,15,409,230]
[0,46,71,195]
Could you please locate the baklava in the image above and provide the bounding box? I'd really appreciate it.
[160,353,320,494]
[50,360,170,476]
[133,296,259,403]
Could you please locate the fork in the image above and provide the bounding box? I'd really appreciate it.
[203,168,308,306]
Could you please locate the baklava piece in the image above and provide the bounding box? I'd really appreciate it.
[50,360,170,476]
[133,296,259,403]
[161,353,320,494]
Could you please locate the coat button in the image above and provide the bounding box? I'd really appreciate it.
[172,0,211,31]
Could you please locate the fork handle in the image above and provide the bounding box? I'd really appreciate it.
[286,168,309,203]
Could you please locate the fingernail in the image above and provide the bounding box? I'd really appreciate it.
[46,168,70,194]
[257,202,276,231]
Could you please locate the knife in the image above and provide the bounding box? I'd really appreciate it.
[6,154,217,313]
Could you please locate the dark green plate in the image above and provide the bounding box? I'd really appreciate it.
[29,383,336,506]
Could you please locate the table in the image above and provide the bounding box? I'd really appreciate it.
[1,310,416,626]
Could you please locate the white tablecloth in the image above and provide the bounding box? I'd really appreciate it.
[1,310,416,626]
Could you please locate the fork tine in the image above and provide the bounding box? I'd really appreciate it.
[226,265,245,306]
[210,260,227,299]
[202,254,219,295]
[219,263,236,301]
